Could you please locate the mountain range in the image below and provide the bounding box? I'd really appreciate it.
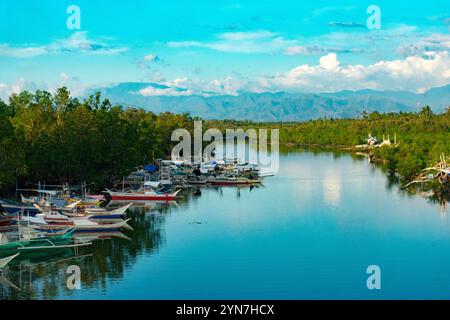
[90,83,450,121]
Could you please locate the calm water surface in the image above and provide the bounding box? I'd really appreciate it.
[1,150,449,299]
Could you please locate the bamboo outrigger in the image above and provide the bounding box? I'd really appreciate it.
[0,228,92,257]
[0,253,19,268]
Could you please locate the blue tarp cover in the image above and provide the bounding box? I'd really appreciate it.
[144,164,158,172]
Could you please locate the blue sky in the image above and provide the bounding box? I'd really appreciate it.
[0,0,449,99]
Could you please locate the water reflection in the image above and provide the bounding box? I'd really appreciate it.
[0,202,177,299]
[0,148,448,299]
[323,173,342,207]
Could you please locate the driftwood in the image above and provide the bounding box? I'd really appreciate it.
[402,153,449,189]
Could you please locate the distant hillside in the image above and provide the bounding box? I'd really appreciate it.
[90,83,450,121]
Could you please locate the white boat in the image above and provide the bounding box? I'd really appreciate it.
[21,194,39,204]
[106,188,181,202]
[29,218,133,233]
[34,203,132,221]
[21,210,133,232]
[0,253,19,268]
[84,203,133,215]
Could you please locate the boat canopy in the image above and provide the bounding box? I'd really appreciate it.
[144,164,158,173]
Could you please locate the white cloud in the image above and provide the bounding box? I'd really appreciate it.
[139,86,193,97]
[284,45,362,56]
[319,53,340,70]
[262,51,450,93]
[0,83,8,101]
[144,54,159,62]
[0,75,91,101]
[218,30,277,41]
[0,32,127,58]
[397,33,450,56]
[134,51,450,97]
[49,31,128,55]
[284,46,309,56]
[312,6,355,17]
[284,25,420,58]
[60,72,69,82]
[328,22,366,28]
[136,76,247,97]
[167,25,427,57]
[202,77,244,95]
[168,30,296,53]
[162,77,190,87]
[284,46,309,55]
[0,45,47,58]
[0,78,29,100]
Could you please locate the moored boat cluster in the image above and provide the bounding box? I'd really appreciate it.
[0,158,274,267]
[109,158,273,201]
[0,196,135,266]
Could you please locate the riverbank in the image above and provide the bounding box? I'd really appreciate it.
[281,143,450,203]
[1,88,448,197]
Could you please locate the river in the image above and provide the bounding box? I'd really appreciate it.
[1,149,449,299]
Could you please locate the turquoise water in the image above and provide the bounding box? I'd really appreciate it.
[1,150,449,299]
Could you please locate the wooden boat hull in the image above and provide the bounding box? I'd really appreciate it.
[186,180,208,185]
[0,219,12,227]
[210,180,262,186]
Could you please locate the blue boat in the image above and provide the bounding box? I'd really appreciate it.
[0,199,40,216]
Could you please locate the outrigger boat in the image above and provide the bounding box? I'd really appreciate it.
[83,202,133,215]
[0,199,40,216]
[33,202,132,220]
[105,188,181,201]
[23,210,133,232]
[0,228,91,256]
[30,219,133,233]
[185,176,209,186]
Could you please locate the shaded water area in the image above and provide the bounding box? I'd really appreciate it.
[1,149,449,299]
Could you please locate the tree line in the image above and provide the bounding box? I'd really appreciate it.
[206,107,449,182]
[1,87,449,195]
[281,107,449,181]
[0,87,194,194]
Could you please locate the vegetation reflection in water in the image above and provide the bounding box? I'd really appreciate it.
[0,149,448,299]
[0,202,174,299]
